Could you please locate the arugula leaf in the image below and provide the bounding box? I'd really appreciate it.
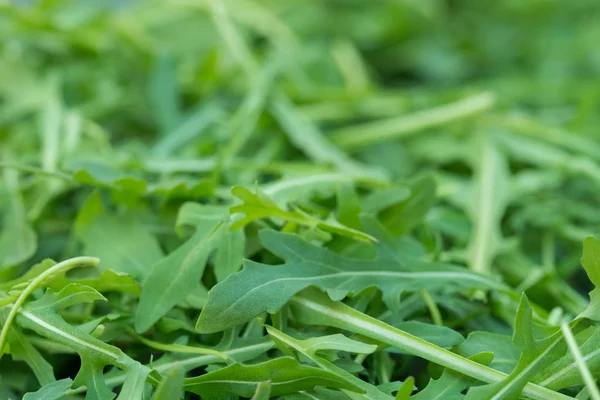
[22,378,73,400]
[116,354,151,400]
[579,237,600,321]
[182,356,364,399]
[75,192,163,278]
[151,367,183,400]
[229,186,375,242]
[0,169,37,270]
[135,205,226,332]
[6,326,55,386]
[412,353,493,400]
[464,294,564,399]
[198,229,501,333]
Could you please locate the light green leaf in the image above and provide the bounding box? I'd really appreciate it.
[0,259,55,290]
[394,377,414,400]
[135,205,226,332]
[214,222,245,282]
[0,169,37,269]
[75,192,164,279]
[175,203,227,233]
[26,283,106,312]
[75,355,115,400]
[71,163,147,206]
[116,354,151,400]
[152,102,221,156]
[23,378,73,400]
[229,186,375,242]
[152,367,184,400]
[579,237,600,321]
[375,176,436,235]
[52,269,141,295]
[182,356,363,399]
[455,332,519,374]
[148,53,181,138]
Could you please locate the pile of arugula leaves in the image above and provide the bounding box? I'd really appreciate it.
[2,0,600,399]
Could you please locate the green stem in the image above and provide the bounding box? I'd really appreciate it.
[0,256,100,357]
[560,323,600,400]
[330,92,495,149]
[128,329,229,360]
[289,289,574,400]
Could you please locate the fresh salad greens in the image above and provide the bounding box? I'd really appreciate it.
[2,0,600,399]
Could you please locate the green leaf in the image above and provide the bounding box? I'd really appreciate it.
[464,294,564,399]
[116,354,151,400]
[394,377,414,400]
[152,367,184,400]
[152,102,222,157]
[0,169,37,269]
[214,221,245,282]
[135,205,226,332]
[376,176,436,235]
[74,355,116,400]
[197,229,501,333]
[51,269,141,295]
[6,326,55,386]
[412,353,493,399]
[0,259,55,290]
[26,283,106,312]
[23,378,73,400]
[182,357,363,399]
[579,237,600,321]
[71,163,147,206]
[455,332,520,374]
[148,53,181,137]
[75,192,164,278]
[230,186,375,242]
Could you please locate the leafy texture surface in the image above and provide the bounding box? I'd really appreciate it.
[1,1,599,399]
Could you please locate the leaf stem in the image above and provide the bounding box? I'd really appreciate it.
[0,256,100,357]
[330,92,495,149]
[289,291,574,400]
[128,329,229,360]
[560,323,600,400]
